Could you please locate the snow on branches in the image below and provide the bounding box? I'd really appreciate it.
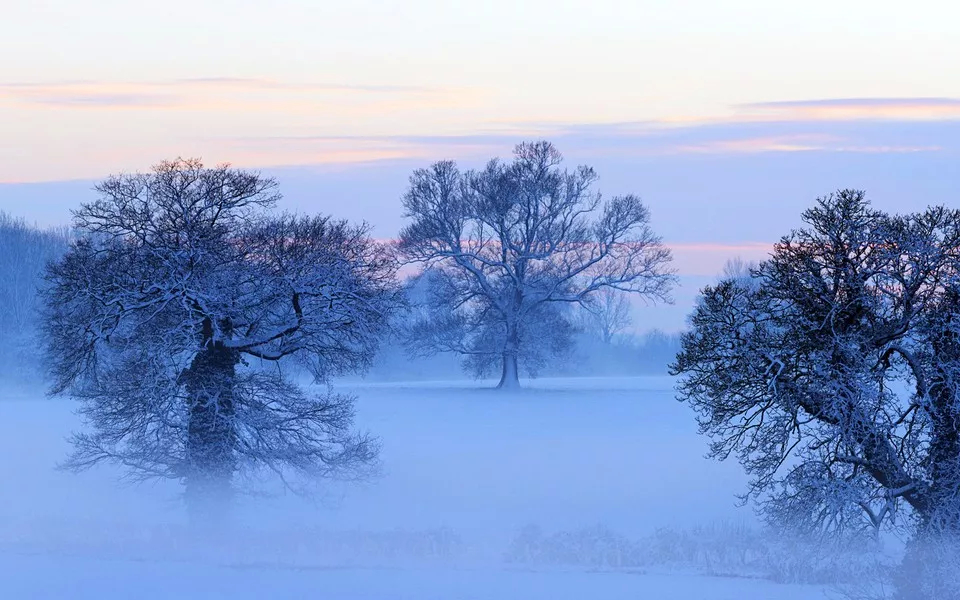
[672,190,960,538]
[399,141,675,388]
[42,158,399,513]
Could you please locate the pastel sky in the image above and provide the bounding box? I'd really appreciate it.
[2,0,959,330]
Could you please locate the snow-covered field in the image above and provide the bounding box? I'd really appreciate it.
[0,376,830,599]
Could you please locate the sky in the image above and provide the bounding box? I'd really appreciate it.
[2,0,959,330]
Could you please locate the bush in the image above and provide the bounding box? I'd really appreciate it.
[505,521,889,585]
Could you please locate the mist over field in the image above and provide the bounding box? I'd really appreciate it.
[0,376,840,600]
[0,200,915,600]
[4,1,960,588]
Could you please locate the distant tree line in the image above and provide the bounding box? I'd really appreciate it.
[366,323,682,382]
[0,212,70,382]
[364,270,680,382]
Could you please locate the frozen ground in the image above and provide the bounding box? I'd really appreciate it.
[0,376,829,599]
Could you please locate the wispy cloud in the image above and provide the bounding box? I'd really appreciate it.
[0,78,447,110]
[668,242,773,277]
[671,134,834,154]
[746,98,960,108]
[670,135,941,155]
[224,113,955,164]
[172,77,430,93]
[0,82,182,109]
[737,97,960,122]
[3,90,958,182]
[213,133,519,169]
[15,92,180,108]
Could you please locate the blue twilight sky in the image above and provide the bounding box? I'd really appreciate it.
[2,0,958,330]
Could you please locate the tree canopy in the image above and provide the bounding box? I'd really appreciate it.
[673,190,960,539]
[43,158,399,514]
[399,141,675,387]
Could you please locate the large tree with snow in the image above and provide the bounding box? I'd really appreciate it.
[398,141,675,388]
[671,190,960,598]
[42,159,399,519]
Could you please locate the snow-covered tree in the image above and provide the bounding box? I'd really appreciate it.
[42,159,399,519]
[671,190,960,598]
[399,141,675,388]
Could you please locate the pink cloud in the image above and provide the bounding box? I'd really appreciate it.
[667,242,772,277]
[738,98,960,122]
[669,134,942,155]
[671,134,835,154]
[386,241,774,279]
[0,79,456,111]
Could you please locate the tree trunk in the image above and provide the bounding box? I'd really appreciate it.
[497,352,520,389]
[497,323,520,389]
[926,383,960,531]
[926,325,960,532]
[183,339,239,526]
[894,349,960,599]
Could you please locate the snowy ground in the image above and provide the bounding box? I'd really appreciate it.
[1,555,823,600]
[0,376,830,599]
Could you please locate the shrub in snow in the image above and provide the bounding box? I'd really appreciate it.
[506,521,888,586]
[505,524,644,569]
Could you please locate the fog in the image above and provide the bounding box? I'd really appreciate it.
[0,377,844,599]
[0,201,917,599]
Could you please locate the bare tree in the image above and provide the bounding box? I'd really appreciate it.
[42,158,400,520]
[720,256,758,282]
[576,287,633,345]
[671,191,960,599]
[399,141,675,388]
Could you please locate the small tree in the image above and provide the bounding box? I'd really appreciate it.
[42,158,399,520]
[399,141,675,388]
[576,287,633,345]
[720,256,758,282]
[671,191,960,598]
